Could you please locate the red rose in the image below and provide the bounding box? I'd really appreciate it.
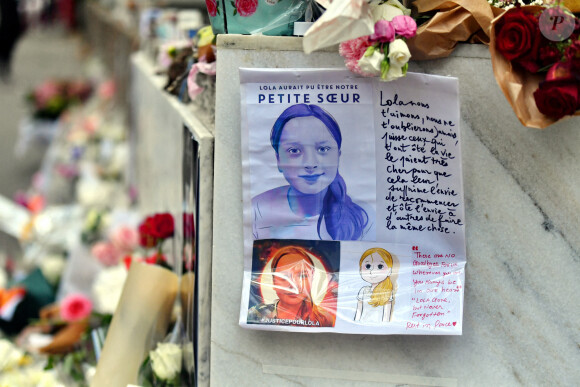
[496,8,544,73]
[235,0,257,17]
[533,79,579,119]
[206,0,217,17]
[565,40,580,77]
[152,213,174,239]
[539,45,561,68]
[138,217,158,248]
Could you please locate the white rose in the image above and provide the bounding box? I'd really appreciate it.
[357,49,385,76]
[92,264,128,314]
[370,0,410,22]
[40,254,66,285]
[0,339,24,372]
[150,342,182,381]
[388,39,411,67]
[383,64,405,82]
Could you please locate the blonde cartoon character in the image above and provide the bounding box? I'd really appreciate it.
[354,247,395,324]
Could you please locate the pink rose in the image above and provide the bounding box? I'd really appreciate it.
[391,15,417,38]
[370,20,395,43]
[60,293,92,322]
[235,0,257,17]
[91,242,121,266]
[110,226,139,254]
[206,0,217,17]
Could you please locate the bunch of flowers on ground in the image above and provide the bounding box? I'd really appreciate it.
[26,79,93,120]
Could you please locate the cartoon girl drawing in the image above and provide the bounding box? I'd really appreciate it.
[247,245,335,327]
[252,104,374,241]
[354,247,396,324]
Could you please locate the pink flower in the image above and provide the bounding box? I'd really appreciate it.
[339,36,374,76]
[56,164,78,179]
[206,0,217,17]
[110,226,139,254]
[370,20,395,43]
[391,15,417,38]
[33,81,61,109]
[91,242,121,266]
[235,0,257,17]
[60,293,92,322]
[98,80,116,100]
[187,61,217,101]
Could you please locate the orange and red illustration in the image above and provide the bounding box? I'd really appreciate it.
[247,240,339,327]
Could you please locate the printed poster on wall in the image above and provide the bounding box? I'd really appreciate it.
[239,69,465,335]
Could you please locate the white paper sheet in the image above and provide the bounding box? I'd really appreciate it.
[239,69,465,335]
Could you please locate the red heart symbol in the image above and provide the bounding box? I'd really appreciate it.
[452,322,457,326]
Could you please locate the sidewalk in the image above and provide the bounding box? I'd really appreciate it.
[0,25,85,258]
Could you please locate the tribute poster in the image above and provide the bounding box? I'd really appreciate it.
[239,69,465,335]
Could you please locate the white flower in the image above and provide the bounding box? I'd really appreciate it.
[357,49,385,76]
[105,143,129,176]
[388,39,411,67]
[76,178,116,207]
[0,339,24,372]
[40,254,66,285]
[33,370,63,387]
[150,342,182,381]
[84,365,96,384]
[370,0,410,22]
[92,264,127,314]
[383,64,405,82]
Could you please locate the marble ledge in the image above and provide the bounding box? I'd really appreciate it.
[131,52,215,133]
[216,34,491,59]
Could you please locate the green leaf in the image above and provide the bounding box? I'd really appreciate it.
[364,46,375,57]
[402,63,409,75]
[381,59,390,80]
[44,355,56,370]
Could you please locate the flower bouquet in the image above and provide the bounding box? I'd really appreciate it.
[489,4,580,128]
[339,0,417,81]
[26,80,92,120]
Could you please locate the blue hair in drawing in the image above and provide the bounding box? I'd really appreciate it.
[268,104,369,241]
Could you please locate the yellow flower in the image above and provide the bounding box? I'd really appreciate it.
[197,26,215,48]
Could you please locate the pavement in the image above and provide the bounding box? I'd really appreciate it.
[0,25,86,259]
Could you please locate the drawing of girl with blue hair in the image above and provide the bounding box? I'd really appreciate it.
[252,104,375,241]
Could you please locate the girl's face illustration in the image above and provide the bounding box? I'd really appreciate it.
[360,252,391,285]
[277,116,340,195]
[272,253,315,305]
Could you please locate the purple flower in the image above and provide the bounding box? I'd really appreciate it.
[391,15,417,38]
[370,20,395,43]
